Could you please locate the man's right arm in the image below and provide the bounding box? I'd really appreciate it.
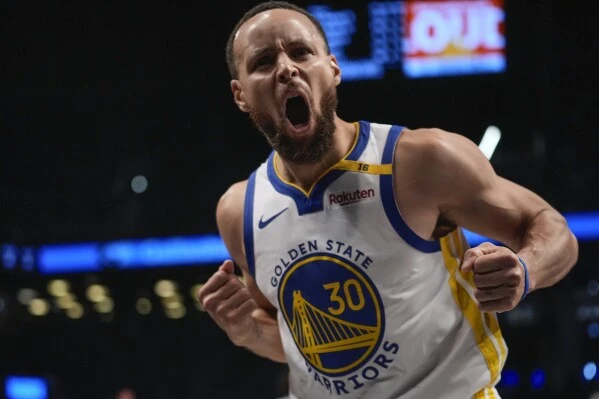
[198,181,287,363]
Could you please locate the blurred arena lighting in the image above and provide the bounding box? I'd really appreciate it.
[2,244,18,270]
[161,294,183,310]
[530,368,546,390]
[154,280,176,298]
[588,280,599,296]
[28,299,49,317]
[94,297,114,314]
[66,303,84,319]
[56,293,76,310]
[86,284,108,303]
[584,362,597,381]
[130,175,148,194]
[500,369,519,387]
[2,211,591,275]
[590,392,599,399]
[17,289,37,306]
[135,298,152,315]
[587,322,599,339]
[35,234,229,274]
[5,376,48,399]
[307,5,385,81]
[165,305,186,319]
[47,279,69,297]
[479,125,502,160]
[463,211,599,246]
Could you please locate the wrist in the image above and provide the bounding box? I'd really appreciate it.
[229,320,259,347]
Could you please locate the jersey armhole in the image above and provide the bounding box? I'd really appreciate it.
[379,126,441,253]
[243,171,257,278]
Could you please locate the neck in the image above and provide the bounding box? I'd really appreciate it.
[276,116,356,193]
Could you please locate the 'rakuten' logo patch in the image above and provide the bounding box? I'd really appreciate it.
[328,188,376,208]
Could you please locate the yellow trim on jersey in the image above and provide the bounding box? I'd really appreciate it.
[273,122,361,197]
[473,386,499,399]
[332,159,392,175]
[452,229,508,374]
[440,229,504,391]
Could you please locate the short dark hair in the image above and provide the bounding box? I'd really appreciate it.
[225,1,331,79]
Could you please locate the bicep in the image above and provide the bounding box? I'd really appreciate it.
[435,133,554,249]
[445,176,553,250]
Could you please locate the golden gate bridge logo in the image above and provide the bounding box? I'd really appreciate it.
[279,255,384,375]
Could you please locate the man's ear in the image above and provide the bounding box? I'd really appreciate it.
[231,80,250,113]
[330,54,341,86]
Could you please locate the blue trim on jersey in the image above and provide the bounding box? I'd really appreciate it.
[243,172,257,278]
[267,121,371,215]
[380,126,441,253]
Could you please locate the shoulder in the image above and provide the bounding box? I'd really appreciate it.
[393,127,496,204]
[396,127,491,178]
[397,128,477,160]
[217,180,248,219]
[216,180,248,266]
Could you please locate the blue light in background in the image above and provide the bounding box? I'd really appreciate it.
[337,60,385,80]
[38,244,101,274]
[587,322,599,339]
[21,247,35,272]
[369,1,402,65]
[307,5,385,81]
[464,211,599,246]
[530,369,546,390]
[2,211,598,275]
[37,235,230,274]
[583,362,597,381]
[102,235,229,268]
[565,211,599,240]
[462,230,500,246]
[403,55,506,79]
[1,244,18,270]
[5,376,48,399]
[307,5,356,61]
[500,369,519,387]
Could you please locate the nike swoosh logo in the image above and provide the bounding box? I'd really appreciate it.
[258,207,289,229]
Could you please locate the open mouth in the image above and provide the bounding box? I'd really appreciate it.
[285,95,310,128]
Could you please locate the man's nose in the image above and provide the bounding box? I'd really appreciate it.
[275,53,299,84]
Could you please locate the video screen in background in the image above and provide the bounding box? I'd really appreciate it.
[308,0,506,81]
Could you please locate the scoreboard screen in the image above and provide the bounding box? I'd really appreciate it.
[307,0,506,81]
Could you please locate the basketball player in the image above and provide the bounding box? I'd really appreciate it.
[198,2,578,398]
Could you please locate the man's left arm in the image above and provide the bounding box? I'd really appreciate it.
[418,129,579,312]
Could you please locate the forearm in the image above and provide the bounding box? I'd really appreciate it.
[516,209,578,292]
[233,312,287,363]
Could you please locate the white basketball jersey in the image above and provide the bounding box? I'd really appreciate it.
[243,121,507,399]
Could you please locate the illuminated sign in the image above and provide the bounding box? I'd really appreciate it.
[308,1,506,81]
[402,0,506,78]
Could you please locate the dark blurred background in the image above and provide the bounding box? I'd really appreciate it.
[1,1,598,398]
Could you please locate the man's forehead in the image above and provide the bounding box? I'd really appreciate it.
[234,9,320,55]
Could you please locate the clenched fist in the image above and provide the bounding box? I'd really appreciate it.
[460,242,530,313]
[198,260,265,346]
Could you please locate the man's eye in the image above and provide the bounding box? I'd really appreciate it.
[292,48,310,58]
[254,56,273,69]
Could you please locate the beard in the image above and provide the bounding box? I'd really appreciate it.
[249,85,337,164]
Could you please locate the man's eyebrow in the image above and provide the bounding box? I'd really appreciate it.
[246,46,271,60]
